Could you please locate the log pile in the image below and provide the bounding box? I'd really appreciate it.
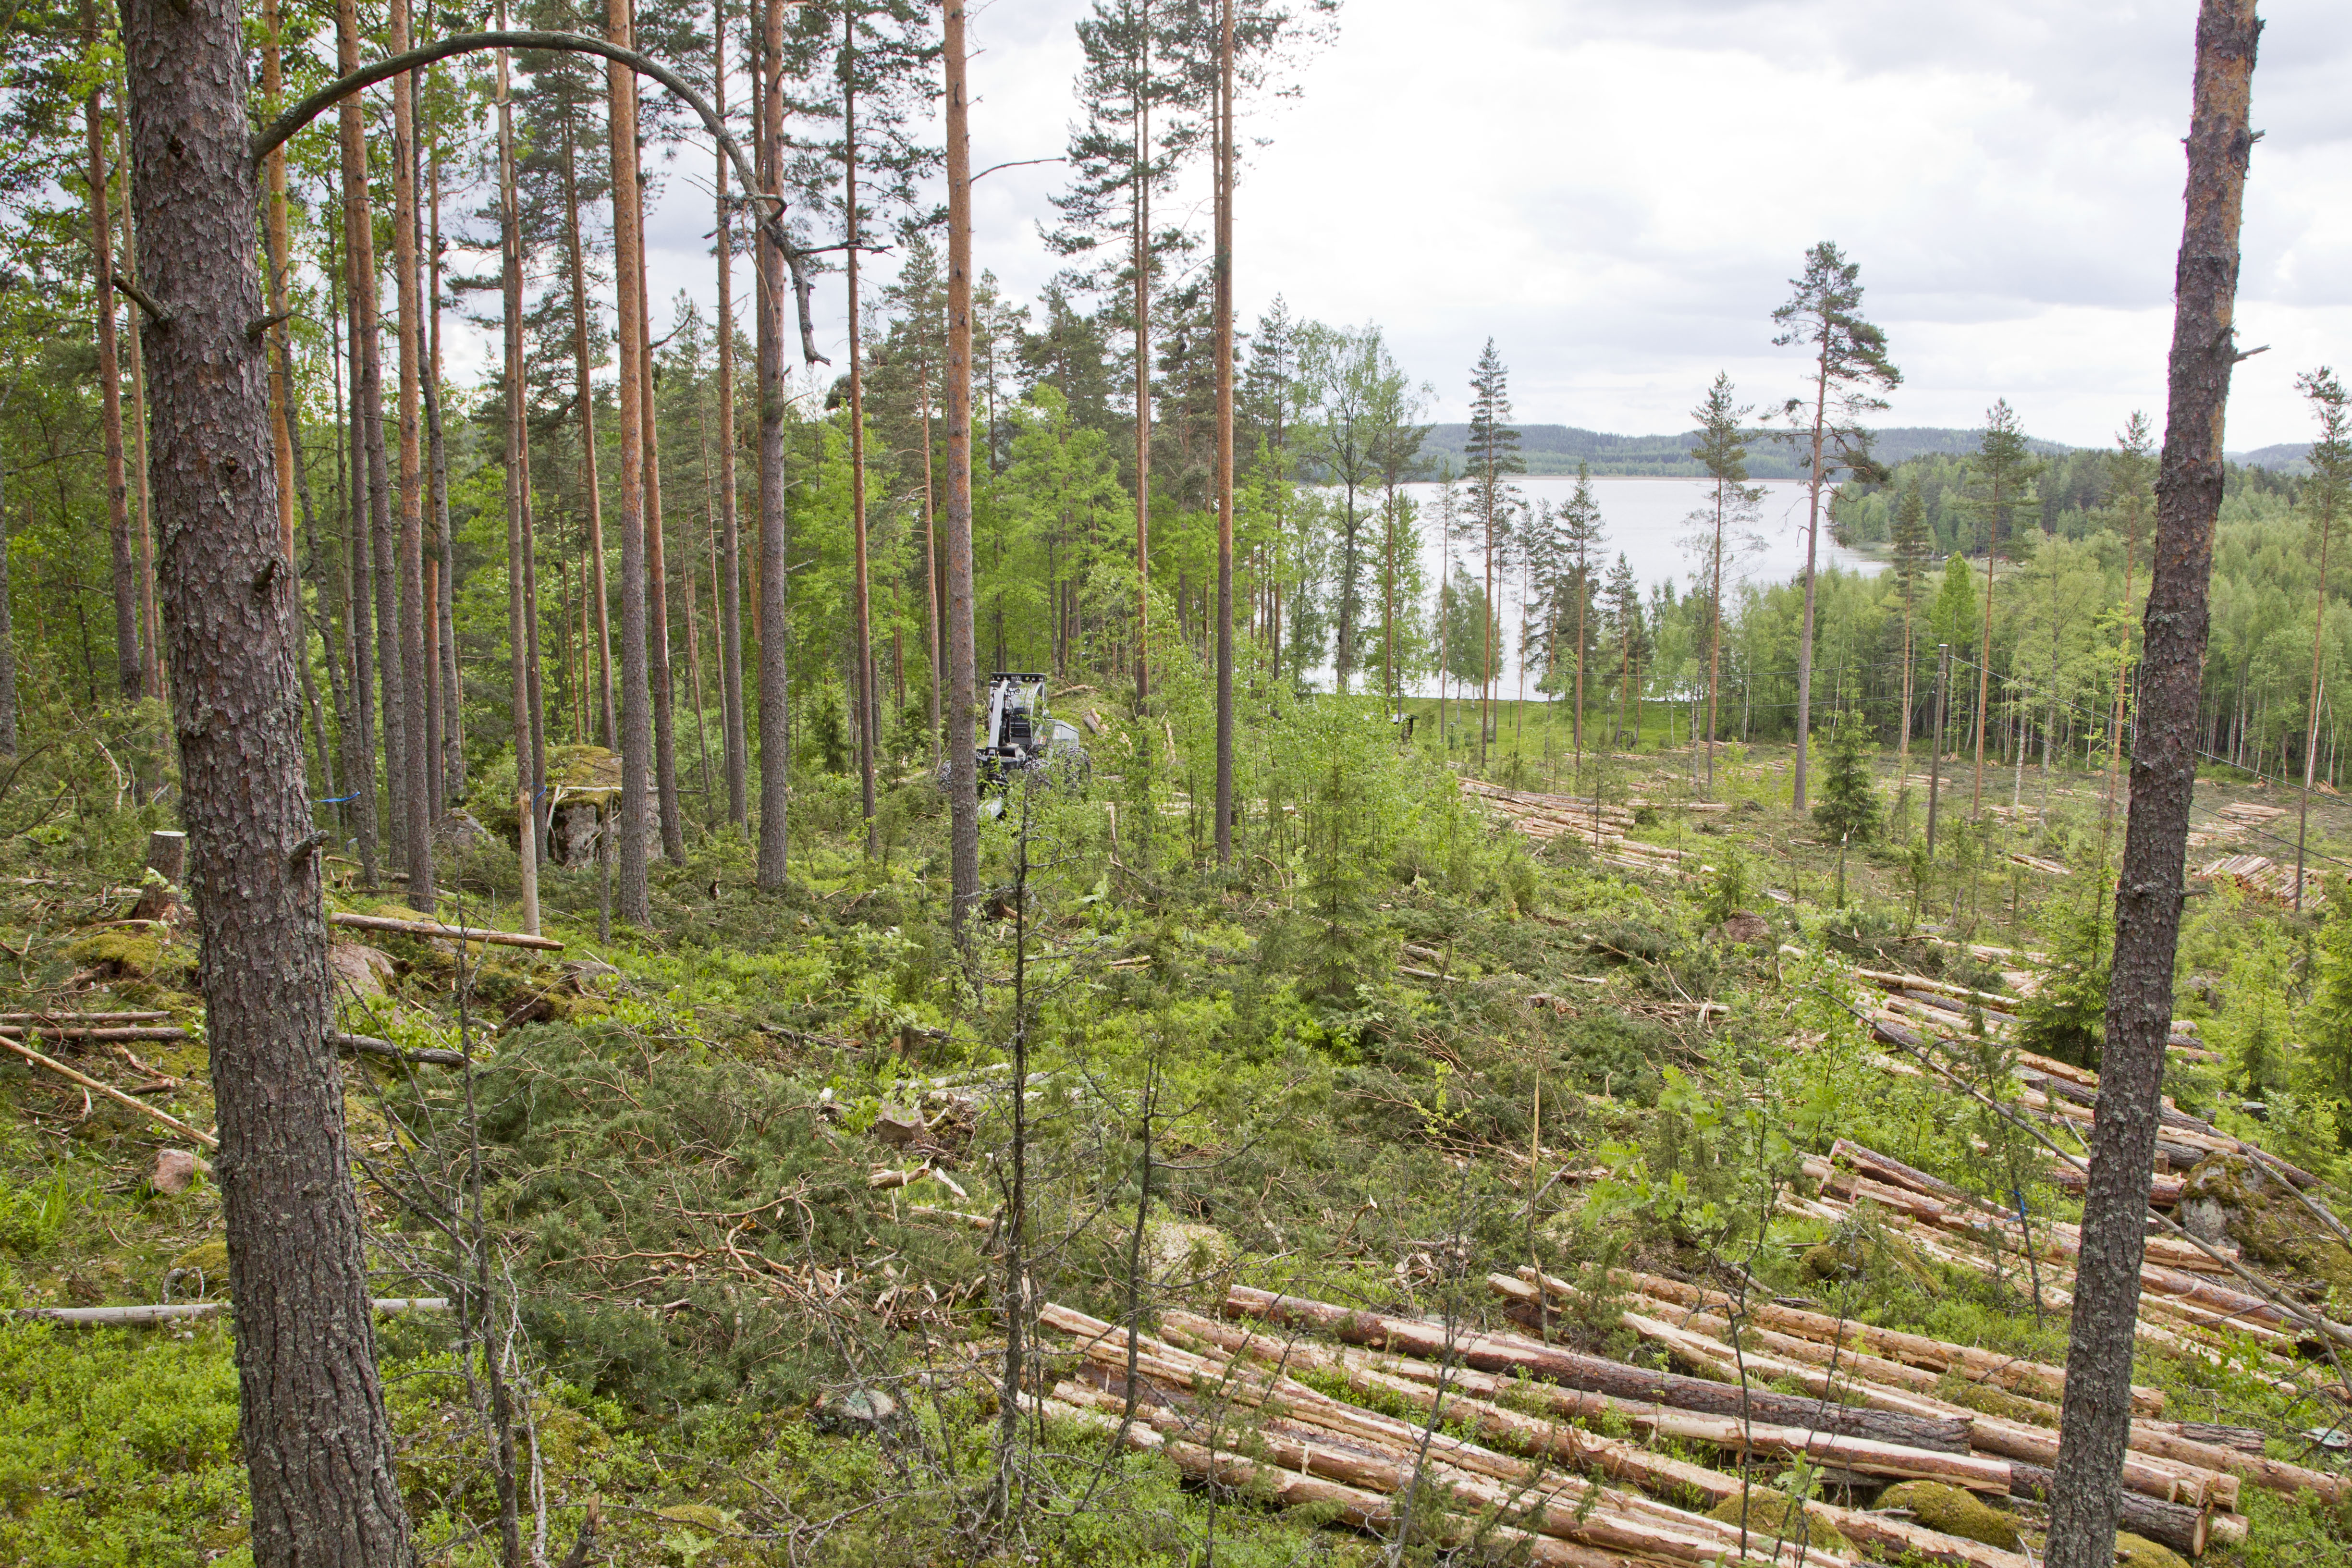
[1458,781,1699,881]
[1031,1277,2293,1567]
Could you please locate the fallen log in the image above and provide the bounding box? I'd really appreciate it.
[0,1010,170,1024]
[13,1297,450,1325]
[0,1023,190,1042]
[329,1031,467,1068]
[1221,1284,1972,1451]
[328,910,564,951]
[0,1033,217,1149]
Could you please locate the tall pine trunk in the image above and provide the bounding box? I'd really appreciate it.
[122,0,413,1557]
[642,267,685,859]
[562,111,617,750]
[1792,334,1829,809]
[390,0,436,911]
[83,10,140,707]
[944,0,981,927]
[335,214,380,884]
[2045,13,2260,1568]
[1212,0,1235,867]
[497,20,541,934]
[609,0,653,923]
[755,0,794,890]
[427,127,463,807]
[845,10,880,854]
[714,1,749,829]
[1132,0,1152,705]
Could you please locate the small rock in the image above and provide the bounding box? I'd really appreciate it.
[1145,1220,1234,1284]
[871,1107,927,1147]
[431,809,502,853]
[1711,909,1771,946]
[151,1148,204,1195]
[814,1386,899,1432]
[327,940,396,999]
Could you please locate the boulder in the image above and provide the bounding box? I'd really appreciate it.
[1710,909,1771,945]
[1143,1220,1234,1285]
[814,1386,899,1433]
[2178,1152,2352,1294]
[327,940,396,1000]
[150,1148,206,1195]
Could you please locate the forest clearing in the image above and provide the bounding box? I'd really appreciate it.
[7,0,2352,1566]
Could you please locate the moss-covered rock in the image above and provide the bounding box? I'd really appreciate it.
[1705,1487,1850,1557]
[169,1239,229,1294]
[1878,1480,2021,1550]
[2178,1152,2352,1298]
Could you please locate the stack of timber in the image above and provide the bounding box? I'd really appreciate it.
[1034,1279,2292,1567]
[1458,781,1698,880]
[1791,1139,2337,1378]
[2196,852,2325,907]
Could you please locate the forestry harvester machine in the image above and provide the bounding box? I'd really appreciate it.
[950,672,1090,800]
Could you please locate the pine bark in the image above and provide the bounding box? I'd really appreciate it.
[609,0,653,923]
[427,136,463,807]
[1132,0,1152,704]
[943,0,981,926]
[391,0,436,910]
[121,2,412,1559]
[2045,10,2261,1568]
[1791,333,1830,810]
[755,0,794,889]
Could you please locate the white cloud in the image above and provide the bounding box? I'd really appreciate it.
[594,0,2352,453]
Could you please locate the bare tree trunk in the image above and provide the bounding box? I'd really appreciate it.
[335,217,380,884]
[562,111,616,750]
[0,421,16,754]
[920,351,942,770]
[1792,334,1829,810]
[643,269,684,860]
[943,0,981,929]
[391,0,437,911]
[338,0,407,866]
[2046,13,2259,1568]
[496,17,540,934]
[83,7,140,706]
[428,126,463,807]
[1707,487,1724,792]
[1132,0,1152,705]
[714,1,748,830]
[264,0,295,568]
[609,0,653,923]
[122,1,413,1557]
[1213,0,1234,868]
[845,7,880,855]
[755,0,793,890]
[119,132,163,711]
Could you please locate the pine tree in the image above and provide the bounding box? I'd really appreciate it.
[1773,241,1899,810]
[1464,338,1521,763]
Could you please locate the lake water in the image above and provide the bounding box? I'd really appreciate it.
[1317,475,1886,696]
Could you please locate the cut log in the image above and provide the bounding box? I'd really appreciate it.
[0,1023,190,1042]
[329,1032,466,1067]
[0,1033,216,1149]
[0,1011,170,1024]
[327,910,564,951]
[13,1297,449,1325]
[1222,1285,1972,1451]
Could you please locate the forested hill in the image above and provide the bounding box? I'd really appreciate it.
[1420,422,2074,478]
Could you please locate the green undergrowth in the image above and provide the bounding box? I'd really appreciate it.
[7,729,2352,1563]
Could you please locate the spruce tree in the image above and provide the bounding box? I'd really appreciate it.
[1812,709,1880,845]
[1464,338,1521,763]
[1687,372,1762,791]
[1960,398,2041,817]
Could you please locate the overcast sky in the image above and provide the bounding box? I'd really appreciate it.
[622,0,2352,452]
